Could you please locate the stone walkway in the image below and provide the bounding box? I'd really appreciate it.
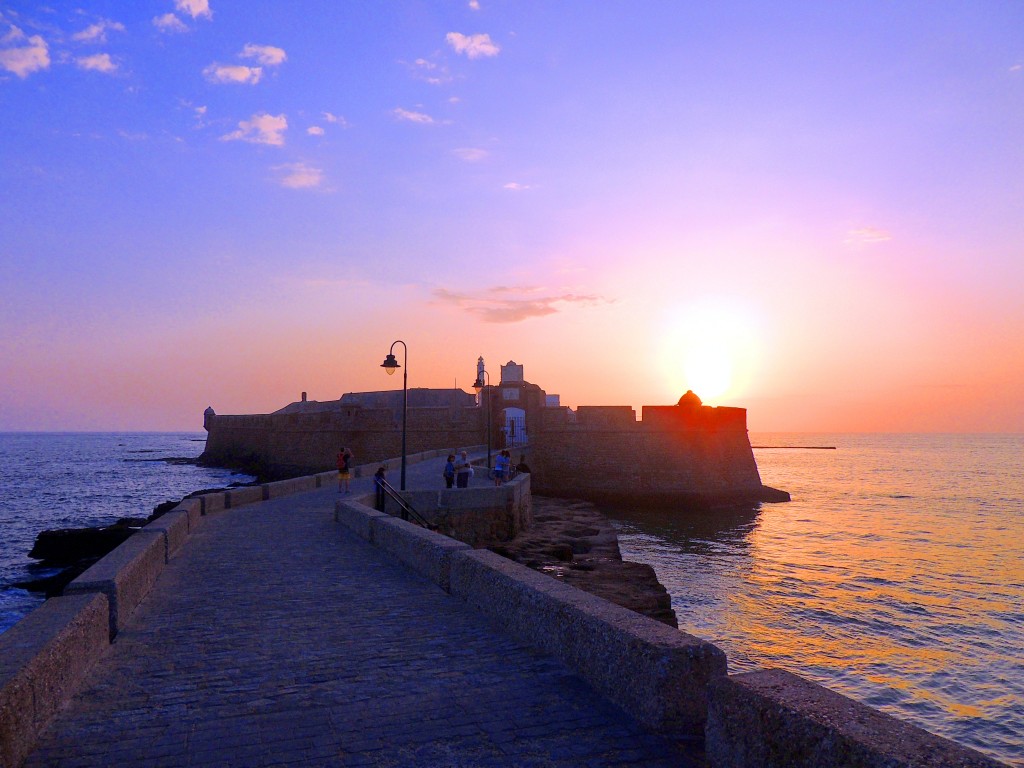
[25,455,702,767]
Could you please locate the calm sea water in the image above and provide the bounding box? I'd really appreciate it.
[0,432,253,635]
[608,433,1023,767]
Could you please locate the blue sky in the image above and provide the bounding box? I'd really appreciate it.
[2,1,1023,431]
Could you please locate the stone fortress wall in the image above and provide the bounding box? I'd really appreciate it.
[202,376,779,504]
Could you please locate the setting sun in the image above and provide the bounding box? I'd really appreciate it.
[659,300,761,405]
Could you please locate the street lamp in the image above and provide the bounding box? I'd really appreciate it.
[473,369,491,470]
[380,340,408,490]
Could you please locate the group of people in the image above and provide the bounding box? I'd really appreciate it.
[443,451,474,488]
[443,449,528,488]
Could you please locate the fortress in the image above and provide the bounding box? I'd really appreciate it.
[201,359,788,506]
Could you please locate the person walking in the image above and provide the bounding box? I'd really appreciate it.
[337,447,354,493]
[455,451,473,488]
[443,454,456,489]
[493,450,509,486]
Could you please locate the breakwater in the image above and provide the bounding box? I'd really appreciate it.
[1,451,1006,767]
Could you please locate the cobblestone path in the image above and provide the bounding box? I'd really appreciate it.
[25,458,701,767]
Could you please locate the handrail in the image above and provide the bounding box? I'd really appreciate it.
[376,478,434,529]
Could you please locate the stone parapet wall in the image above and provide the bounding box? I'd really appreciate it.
[388,473,532,547]
[0,593,110,768]
[706,669,1005,768]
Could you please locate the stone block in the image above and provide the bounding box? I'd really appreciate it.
[198,492,226,515]
[225,485,264,509]
[64,530,167,639]
[142,510,190,560]
[0,593,109,768]
[334,498,385,540]
[448,548,726,736]
[705,669,1006,768]
[172,498,202,531]
[370,515,472,591]
[265,476,318,499]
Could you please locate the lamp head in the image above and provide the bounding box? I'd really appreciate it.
[472,378,483,393]
[381,353,400,375]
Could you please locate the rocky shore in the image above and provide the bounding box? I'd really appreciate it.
[491,495,678,627]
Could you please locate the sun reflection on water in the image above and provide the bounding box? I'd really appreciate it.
[607,434,1024,767]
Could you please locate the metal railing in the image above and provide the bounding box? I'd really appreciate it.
[375,477,434,529]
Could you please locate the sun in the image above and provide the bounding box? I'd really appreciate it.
[683,342,733,401]
[660,299,760,404]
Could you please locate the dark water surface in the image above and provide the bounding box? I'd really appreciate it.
[0,432,253,635]
[608,433,1023,766]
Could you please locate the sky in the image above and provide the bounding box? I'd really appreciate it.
[1,1,1022,433]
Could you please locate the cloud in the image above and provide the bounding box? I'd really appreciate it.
[322,112,348,127]
[241,43,286,66]
[845,227,892,246]
[221,112,287,146]
[433,286,610,323]
[408,57,452,85]
[76,53,117,73]
[274,162,324,189]
[469,0,481,9]
[503,182,531,191]
[204,62,262,84]
[452,147,488,162]
[446,32,500,59]
[175,0,212,20]
[153,13,188,32]
[307,126,325,136]
[72,20,125,44]
[393,107,434,124]
[0,24,50,78]
[1011,64,1022,73]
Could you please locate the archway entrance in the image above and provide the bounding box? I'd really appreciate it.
[501,407,527,448]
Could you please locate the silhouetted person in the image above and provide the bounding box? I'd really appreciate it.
[374,466,387,511]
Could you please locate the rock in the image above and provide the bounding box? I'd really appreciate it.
[491,496,679,627]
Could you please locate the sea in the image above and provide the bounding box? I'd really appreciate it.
[0,432,1020,765]
[607,433,1023,767]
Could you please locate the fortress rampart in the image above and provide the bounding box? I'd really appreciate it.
[203,406,484,478]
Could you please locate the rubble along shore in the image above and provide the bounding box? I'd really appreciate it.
[491,495,678,627]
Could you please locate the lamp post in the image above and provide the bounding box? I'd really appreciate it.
[473,369,491,470]
[380,340,408,490]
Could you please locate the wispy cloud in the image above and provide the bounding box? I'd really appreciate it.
[274,162,324,189]
[76,53,117,73]
[393,107,435,124]
[221,112,287,146]
[408,57,452,85]
[241,43,286,66]
[452,147,488,162]
[468,0,481,9]
[0,24,50,79]
[446,32,500,59]
[322,112,346,125]
[175,0,212,20]
[433,286,610,323]
[1011,63,1022,73]
[307,126,325,136]
[72,19,125,44]
[204,62,262,84]
[504,182,531,191]
[845,227,892,246]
